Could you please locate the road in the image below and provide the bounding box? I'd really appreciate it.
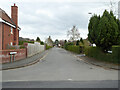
[2,47,119,88]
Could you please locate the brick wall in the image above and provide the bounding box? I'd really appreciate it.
[0,23,2,50]
[3,24,15,49]
[0,49,27,63]
[11,4,19,45]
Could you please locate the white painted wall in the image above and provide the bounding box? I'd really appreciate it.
[27,42,45,57]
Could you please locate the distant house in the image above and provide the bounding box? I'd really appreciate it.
[84,38,93,46]
[19,37,34,42]
[59,40,65,47]
[45,36,53,46]
[0,4,21,50]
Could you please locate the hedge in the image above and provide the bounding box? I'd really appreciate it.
[85,46,120,64]
[19,41,34,45]
[112,46,120,63]
[46,45,53,50]
[65,45,84,54]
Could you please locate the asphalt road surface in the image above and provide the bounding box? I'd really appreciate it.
[2,47,119,88]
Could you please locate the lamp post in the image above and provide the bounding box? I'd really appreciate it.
[88,12,92,15]
[88,12,93,47]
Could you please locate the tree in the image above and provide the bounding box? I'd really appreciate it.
[97,10,119,51]
[88,14,100,45]
[76,40,80,46]
[55,39,59,46]
[36,37,40,42]
[88,10,119,52]
[67,26,80,42]
[80,38,84,44]
[64,40,67,44]
[40,41,44,45]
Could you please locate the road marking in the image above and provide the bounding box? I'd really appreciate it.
[67,79,72,81]
[39,52,48,61]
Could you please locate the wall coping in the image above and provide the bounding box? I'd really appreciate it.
[0,48,26,52]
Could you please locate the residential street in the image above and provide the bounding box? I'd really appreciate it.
[2,47,119,88]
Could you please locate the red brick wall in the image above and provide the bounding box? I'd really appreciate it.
[13,28,19,45]
[0,49,27,63]
[11,4,18,27]
[11,4,19,45]
[3,24,14,49]
[0,23,2,50]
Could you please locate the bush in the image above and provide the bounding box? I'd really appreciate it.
[65,45,84,54]
[20,45,25,49]
[112,46,120,63]
[19,41,34,45]
[64,42,74,50]
[9,47,16,49]
[46,45,52,50]
[85,46,120,64]
[40,41,44,45]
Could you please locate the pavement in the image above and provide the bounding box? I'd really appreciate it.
[0,50,48,70]
[75,54,120,70]
[2,47,118,88]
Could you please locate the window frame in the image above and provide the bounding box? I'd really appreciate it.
[11,27,13,34]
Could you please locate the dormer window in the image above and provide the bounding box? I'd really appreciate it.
[11,27,13,34]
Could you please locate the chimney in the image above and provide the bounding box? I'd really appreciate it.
[11,3,18,26]
[11,3,19,45]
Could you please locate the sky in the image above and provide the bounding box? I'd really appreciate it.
[0,0,119,41]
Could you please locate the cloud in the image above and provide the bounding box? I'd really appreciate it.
[36,9,54,18]
[0,0,119,41]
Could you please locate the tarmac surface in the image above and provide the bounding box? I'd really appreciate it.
[2,47,119,88]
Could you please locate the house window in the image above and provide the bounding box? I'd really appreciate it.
[10,42,13,46]
[11,27,13,34]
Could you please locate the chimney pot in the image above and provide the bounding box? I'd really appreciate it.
[14,3,16,6]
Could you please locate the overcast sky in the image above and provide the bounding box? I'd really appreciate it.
[0,0,119,41]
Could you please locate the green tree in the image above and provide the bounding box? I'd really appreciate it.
[88,10,119,52]
[88,14,100,45]
[80,38,84,44]
[40,41,44,45]
[55,39,59,46]
[36,37,40,42]
[76,40,80,46]
[116,19,120,45]
[64,40,67,44]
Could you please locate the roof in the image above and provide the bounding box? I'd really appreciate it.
[0,8,15,25]
[0,8,21,30]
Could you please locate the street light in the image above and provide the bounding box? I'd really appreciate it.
[88,12,93,47]
[88,12,92,15]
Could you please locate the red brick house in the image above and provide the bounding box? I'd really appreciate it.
[0,3,21,50]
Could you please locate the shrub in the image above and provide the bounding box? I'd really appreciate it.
[66,45,84,54]
[46,45,52,50]
[64,42,74,50]
[85,46,120,64]
[40,41,44,45]
[112,46,120,63]
[9,47,16,49]
[20,45,26,49]
[19,41,34,45]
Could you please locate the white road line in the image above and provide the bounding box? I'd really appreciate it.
[67,79,72,81]
[40,52,49,61]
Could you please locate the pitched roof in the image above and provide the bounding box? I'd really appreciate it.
[0,8,16,26]
[0,8,21,30]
